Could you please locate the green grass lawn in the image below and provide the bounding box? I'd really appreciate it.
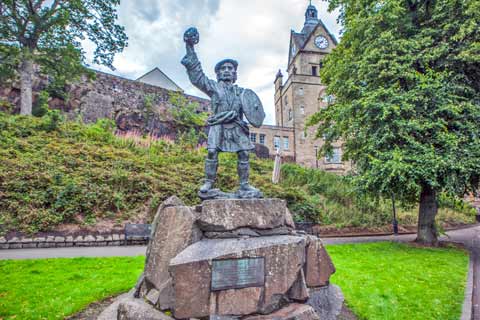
[0,256,144,320]
[328,242,469,320]
[0,242,469,320]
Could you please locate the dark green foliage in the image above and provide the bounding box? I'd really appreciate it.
[0,99,14,113]
[281,164,391,225]
[0,44,20,82]
[38,109,63,132]
[167,91,209,147]
[32,91,49,117]
[281,163,474,226]
[168,92,208,129]
[308,0,480,242]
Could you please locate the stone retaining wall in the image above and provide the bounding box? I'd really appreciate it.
[0,234,148,249]
[0,68,209,136]
[0,222,320,250]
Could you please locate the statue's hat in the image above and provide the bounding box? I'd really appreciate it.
[214,59,238,73]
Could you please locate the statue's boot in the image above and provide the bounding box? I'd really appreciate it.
[237,160,260,193]
[200,159,218,193]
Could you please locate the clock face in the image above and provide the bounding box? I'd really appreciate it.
[315,36,329,49]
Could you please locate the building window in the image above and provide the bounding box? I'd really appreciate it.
[300,106,305,115]
[250,133,257,143]
[312,66,317,76]
[274,136,281,150]
[298,87,304,96]
[283,137,289,150]
[259,134,266,144]
[284,96,288,105]
[325,147,342,164]
[288,109,293,121]
[319,61,323,69]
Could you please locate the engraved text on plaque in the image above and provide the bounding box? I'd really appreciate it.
[211,257,265,291]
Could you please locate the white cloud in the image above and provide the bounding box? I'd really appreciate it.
[87,0,341,125]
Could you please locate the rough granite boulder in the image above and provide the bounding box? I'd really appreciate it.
[117,298,174,320]
[143,196,202,310]
[307,284,344,320]
[288,269,309,302]
[197,199,288,232]
[243,303,320,320]
[305,236,336,287]
[97,290,135,320]
[169,235,306,319]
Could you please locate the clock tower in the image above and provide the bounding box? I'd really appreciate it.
[274,1,348,172]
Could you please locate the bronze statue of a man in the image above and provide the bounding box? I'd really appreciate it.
[181,27,265,199]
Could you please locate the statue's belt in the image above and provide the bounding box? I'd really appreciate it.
[207,111,249,134]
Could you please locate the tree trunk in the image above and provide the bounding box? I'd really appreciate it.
[19,57,34,115]
[415,184,439,246]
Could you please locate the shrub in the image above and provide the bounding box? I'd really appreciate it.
[32,91,50,117]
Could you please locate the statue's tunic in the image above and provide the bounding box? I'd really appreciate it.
[181,52,254,153]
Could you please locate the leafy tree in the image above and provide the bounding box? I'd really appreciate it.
[0,0,128,114]
[308,0,480,245]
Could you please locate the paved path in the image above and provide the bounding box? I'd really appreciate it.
[1,225,479,319]
[0,226,477,260]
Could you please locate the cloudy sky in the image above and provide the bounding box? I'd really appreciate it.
[87,0,341,125]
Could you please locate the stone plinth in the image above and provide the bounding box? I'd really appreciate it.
[97,197,341,320]
[198,199,289,232]
[169,236,306,319]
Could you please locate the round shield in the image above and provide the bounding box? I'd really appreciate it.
[241,89,265,128]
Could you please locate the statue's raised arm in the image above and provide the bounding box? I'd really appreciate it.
[181,27,217,96]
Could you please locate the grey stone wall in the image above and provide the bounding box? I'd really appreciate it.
[0,234,150,249]
[0,69,209,137]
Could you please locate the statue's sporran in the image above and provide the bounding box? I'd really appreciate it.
[181,27,266,200]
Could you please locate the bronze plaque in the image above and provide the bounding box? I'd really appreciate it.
[211,257,265,291]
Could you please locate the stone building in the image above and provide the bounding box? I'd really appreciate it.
[249,125,295,160]
[252,1,350,173]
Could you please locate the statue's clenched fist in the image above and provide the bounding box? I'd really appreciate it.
[184,27,199,46]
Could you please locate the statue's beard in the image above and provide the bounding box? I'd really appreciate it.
[217,73,236,83]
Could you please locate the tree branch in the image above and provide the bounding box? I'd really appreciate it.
[30,0,61,46]
[37,0,60,32]
[7,1,30,45]
[32,0,44,11]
